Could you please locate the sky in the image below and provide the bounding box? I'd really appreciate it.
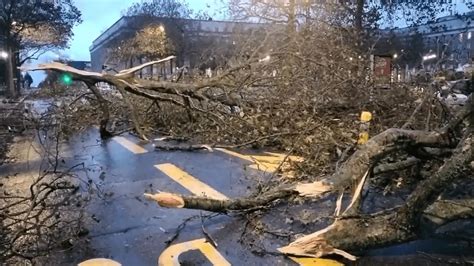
[29,0,220,85]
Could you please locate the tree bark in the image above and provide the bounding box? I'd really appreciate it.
[423,199,474,230]
[86,83,112,138]
[279,133,473,259]
[5,45,16,98]
[355,0,365,33]
[331,128,455,191]
[144,181,332,212]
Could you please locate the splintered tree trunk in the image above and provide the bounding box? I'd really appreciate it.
[279,133,473,259]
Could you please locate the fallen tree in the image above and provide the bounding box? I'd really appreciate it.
[144,99,473,260]
[25,56,258,140]
[25,55,474,261]
[17,0,474,262]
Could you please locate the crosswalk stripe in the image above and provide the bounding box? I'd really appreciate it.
[155,163,228,200]
[113,136,148,154]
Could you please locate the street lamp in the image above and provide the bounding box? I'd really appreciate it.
[423,54,437,61]
[0,51,8,59]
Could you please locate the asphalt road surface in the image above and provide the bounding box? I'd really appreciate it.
[2,120,473,265]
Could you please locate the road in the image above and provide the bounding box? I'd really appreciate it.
[49,128,330,265]
[2,118,473,265]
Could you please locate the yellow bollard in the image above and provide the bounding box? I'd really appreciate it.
[357,111,372,145]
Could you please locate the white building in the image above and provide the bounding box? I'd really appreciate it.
[394,11,474,72]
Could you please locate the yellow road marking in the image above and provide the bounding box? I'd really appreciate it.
[155,163,228,200]
[78,258,122,266]
[114,136,148,154]
[215,148,303,173]
[159,238,231,266]
[291,257,344,266]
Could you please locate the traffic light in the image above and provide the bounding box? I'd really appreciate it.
[60,73,73,86]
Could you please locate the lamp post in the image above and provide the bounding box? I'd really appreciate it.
[0,49,15,98]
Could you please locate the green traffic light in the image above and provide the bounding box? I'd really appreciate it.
[61,73,73,86]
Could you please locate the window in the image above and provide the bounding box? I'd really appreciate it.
[468,32,472,40]
[460,33,464,42]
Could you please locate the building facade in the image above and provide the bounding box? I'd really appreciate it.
[390,11,474,77]
[89,16,267,77]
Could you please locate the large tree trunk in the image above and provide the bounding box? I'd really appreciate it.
[5,45,16,98]
[279,133,473,259]
[355,0,365,32]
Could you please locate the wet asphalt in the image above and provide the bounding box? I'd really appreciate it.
[54,129,291,265]
[1,99,473,265]
[51,129,473,266]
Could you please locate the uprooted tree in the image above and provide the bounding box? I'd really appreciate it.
[25,0,474,261]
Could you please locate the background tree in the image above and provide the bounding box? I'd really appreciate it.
[403,31,425,68]
[108,0,192,70]
[0,0,81,97]
[125,0,192,18]
[110,24,174,69]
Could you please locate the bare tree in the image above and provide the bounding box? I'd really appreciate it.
[0,0,81,97]
[107,0,192,71]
